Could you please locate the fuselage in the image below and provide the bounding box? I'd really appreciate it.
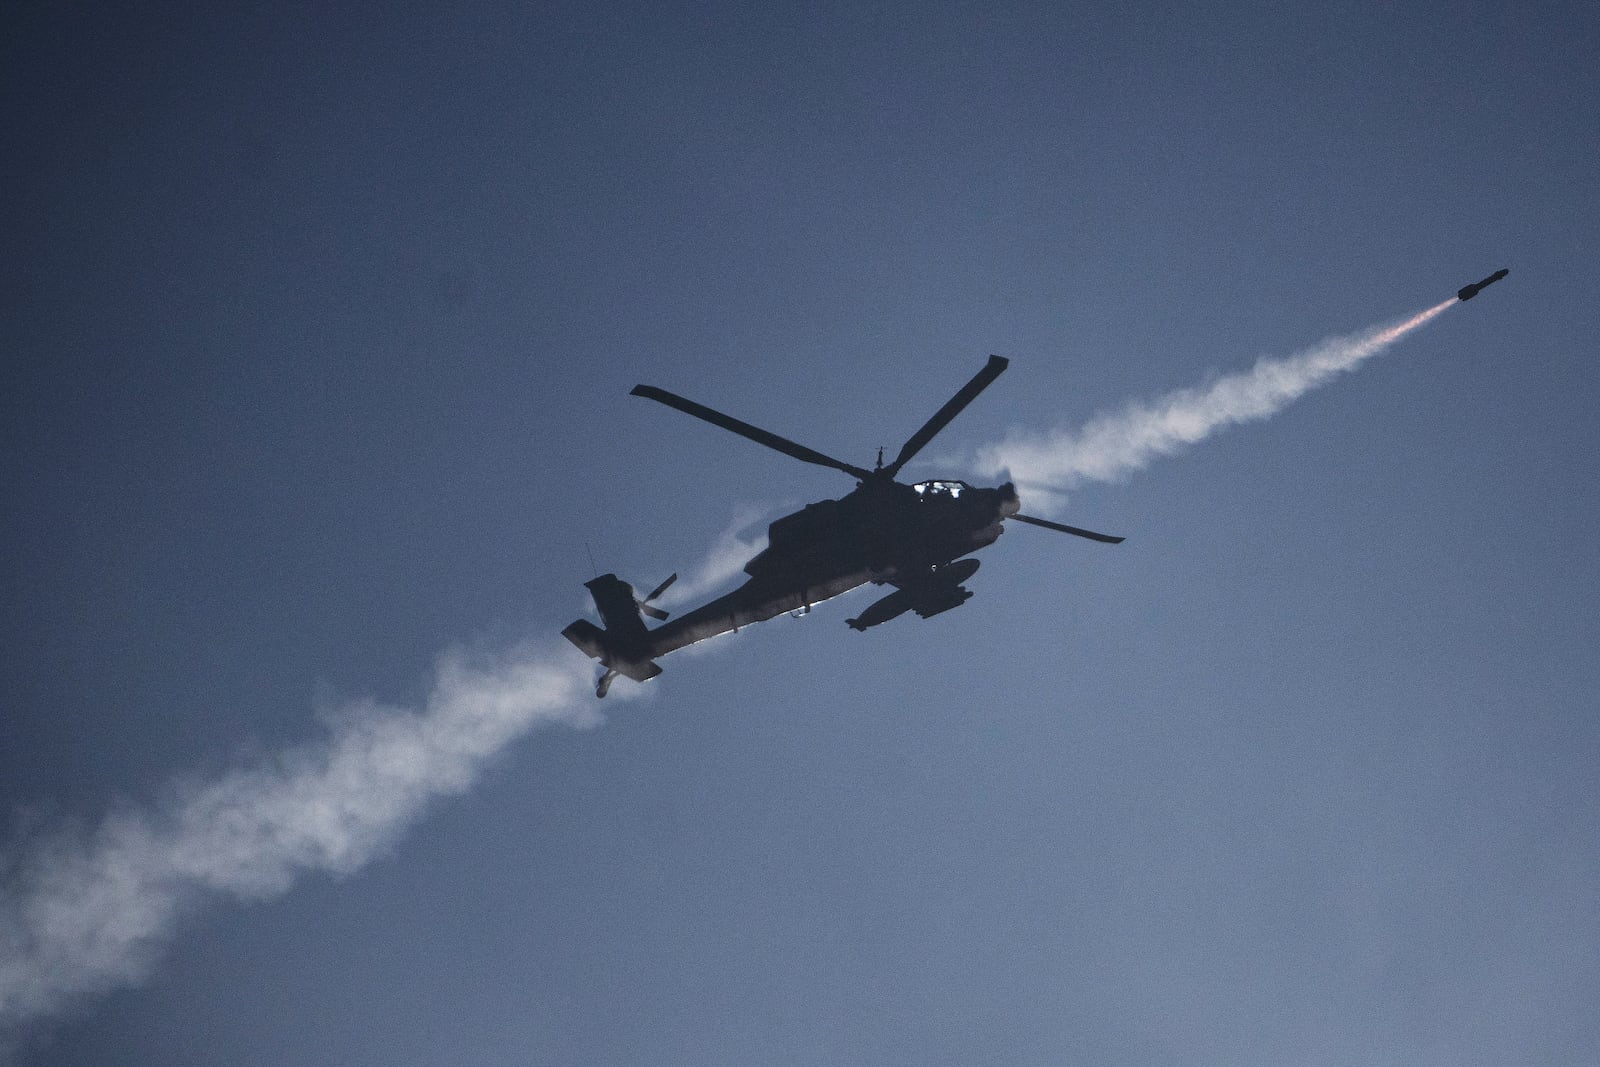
[643,478,1019,658]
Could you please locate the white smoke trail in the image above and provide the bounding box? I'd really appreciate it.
[0,642,599,1049]
[656,505,773,609]
[975,300,1456,506]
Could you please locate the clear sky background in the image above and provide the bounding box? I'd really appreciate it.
[3,2,1597,1064]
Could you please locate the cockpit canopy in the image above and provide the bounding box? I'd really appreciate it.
[912,480,972,498]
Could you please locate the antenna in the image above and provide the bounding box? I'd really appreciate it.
[585,541,599,576]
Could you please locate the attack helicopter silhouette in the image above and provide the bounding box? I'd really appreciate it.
[562,355,1122,696]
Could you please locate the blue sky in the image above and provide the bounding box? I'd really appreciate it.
[4,2,1598,1063]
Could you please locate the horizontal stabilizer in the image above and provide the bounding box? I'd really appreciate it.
[561,619,607,660]
[616,659,663,683]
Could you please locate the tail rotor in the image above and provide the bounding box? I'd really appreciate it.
[635,573,677,620]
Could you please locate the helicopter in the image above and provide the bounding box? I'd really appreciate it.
[562,355,1123,697]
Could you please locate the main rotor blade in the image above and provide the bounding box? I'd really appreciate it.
[1011,512,1125,544]
[631,385,873,481]
[883,355,1009,477]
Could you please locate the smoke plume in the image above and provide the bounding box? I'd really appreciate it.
[975,300,1456,504]
[0,643,598,1048]
[656,506,772,609]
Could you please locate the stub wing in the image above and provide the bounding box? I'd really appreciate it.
[847,558,981,632]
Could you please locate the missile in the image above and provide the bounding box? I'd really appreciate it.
[1457,268,1508,301]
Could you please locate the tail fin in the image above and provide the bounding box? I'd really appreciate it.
[583,574,651,646]
[561,574,664,696]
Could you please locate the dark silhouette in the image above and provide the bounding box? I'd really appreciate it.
[1457,268,1509,301]
[564,356,1123,696]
